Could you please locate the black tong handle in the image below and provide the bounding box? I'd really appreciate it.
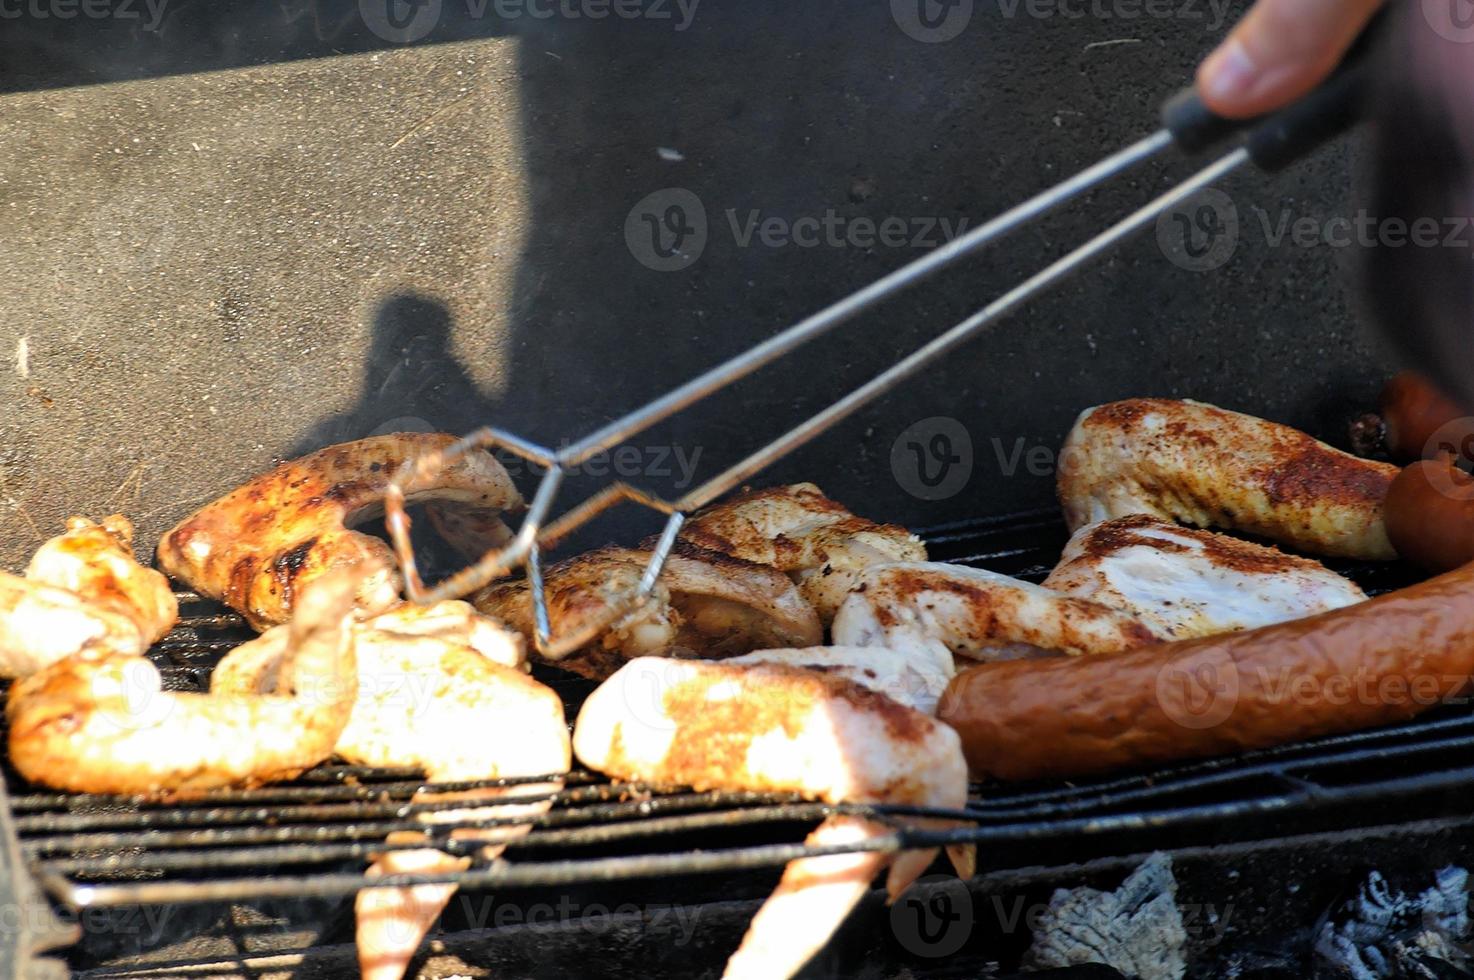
[1161,10,1386,170]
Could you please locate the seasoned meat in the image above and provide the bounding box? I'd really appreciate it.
[1043,515,1367,640]
[727,644,955,716]
[0,515,177,678]
[833,561,1164,662]
[574,657,967,980]
[473,543,822,678]
[678,483,925,622]
[158,433,522,629]
[1057,399,1399,559]
[214,601,566,980]
[8,569,359,795]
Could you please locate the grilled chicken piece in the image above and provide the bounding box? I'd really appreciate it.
[0,516,179,678]
[27,515,177,645]
[1057,399,1400,559]
[213,602,568,980]
[575,657,967,980]
[728,644,955,716]
[473,544,822,678]
[678,483,926,622]
[1043,515,1367,641]
[8,570,359,795]
[833,561,1163,663]
[158,433,523,630]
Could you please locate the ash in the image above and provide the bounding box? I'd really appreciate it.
[1314,865,1472,979]
[1025,851,1188,980]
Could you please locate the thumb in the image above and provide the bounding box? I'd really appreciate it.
[1197,0,1385,119]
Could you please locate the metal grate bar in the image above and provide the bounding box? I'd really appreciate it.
[14,510,1470,910]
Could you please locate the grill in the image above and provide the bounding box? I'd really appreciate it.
[14,507,1469,957]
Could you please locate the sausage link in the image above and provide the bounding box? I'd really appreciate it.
[1381,371,1469,461]
[938,560,1474,781]
[1385,458,1474,573]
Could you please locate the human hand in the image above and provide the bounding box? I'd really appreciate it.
[1197,0,1386,118]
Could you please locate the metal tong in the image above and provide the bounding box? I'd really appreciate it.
[384,18,1387,657]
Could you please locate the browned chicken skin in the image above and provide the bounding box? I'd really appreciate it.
[157,433,523,630]
[677,483,926,622]
[475,543,823,678]
[575,658,967,979]
[0,515,178,678]
[7,570,360,796]
[1058,399,1399,559]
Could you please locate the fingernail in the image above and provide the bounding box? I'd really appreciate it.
[1202,39,1257,103]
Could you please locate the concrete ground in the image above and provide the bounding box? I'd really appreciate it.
[0,1,1394,568]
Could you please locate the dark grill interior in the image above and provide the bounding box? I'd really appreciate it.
[13,507,1471,937]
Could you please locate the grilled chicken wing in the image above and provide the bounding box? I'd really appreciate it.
[8,570,359,795]
[833,561,1163,662]
[0,516,179,678]
[575,657,967,980]
[1043,515,1367,640]
[1057,399,1399,559]
[473,544,822,678]
[213,601,568,980]
[158,433,522,630]
[678,483,926,622]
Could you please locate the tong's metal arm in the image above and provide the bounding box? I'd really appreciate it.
[384,12,1383,658]
[386,145,1249,658]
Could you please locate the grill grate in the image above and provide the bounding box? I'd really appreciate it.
[13,509,1468,911]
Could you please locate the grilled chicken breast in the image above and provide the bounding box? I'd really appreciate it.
[833,561,1163,662]
[678,483,926,622]
[1044,515,1367,641]
[574,657,967,980]
[8,569,359,795]
[0,515,178,678]
[214,601,567,980]
[1057,399,1399,559]
[728,644,955,716]
[473,543,822,678]
[158,433,523,630]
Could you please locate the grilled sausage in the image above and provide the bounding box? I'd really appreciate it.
[937,560,1474,781]
[1380,371,1470,461]
[1385,457,1474,573]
